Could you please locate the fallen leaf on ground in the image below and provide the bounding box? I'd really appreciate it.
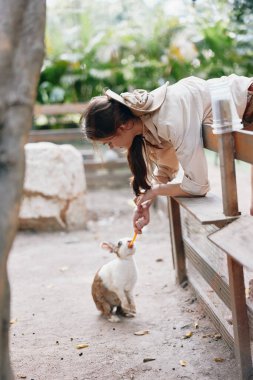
[194,322,199,329]
[64,238,80,244]
[202,334,213,338]
[76,343,89,349]
[143,358,156,363]
[134,330,150,336]
[181,323,191,330]
[202,333,221,340]
[156,258,164,262]
[17,375,27,379]
[9,319,17,324]
[179,360,187,367]
[214,357,225,362]
[182,331,193,339]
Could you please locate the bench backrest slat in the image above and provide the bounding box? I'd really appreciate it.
[34,103,87,116]
[203,125,253,164]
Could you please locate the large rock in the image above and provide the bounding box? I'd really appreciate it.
[19,142,87,231]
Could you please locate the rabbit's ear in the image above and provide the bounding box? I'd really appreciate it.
[100,242,115,253]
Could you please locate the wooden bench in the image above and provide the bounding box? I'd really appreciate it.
[31,102,87,142]
[168,125,253,380]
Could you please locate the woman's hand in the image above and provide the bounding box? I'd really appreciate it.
[135,185,159,206]
[133,186,159,234]
[133,201,152,234]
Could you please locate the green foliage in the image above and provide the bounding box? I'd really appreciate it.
[35,0,252,129]
[194,22,239,77]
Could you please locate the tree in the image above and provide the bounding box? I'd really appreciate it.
[0,1,46,378]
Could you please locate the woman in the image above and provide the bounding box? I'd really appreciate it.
[80,74,253,233]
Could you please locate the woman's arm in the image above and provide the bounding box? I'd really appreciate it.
[133,183,195,234]
[135,183,193,206]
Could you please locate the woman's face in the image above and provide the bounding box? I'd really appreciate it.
[98,123,137,150]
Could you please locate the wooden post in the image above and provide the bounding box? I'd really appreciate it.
[227,257,253,380]
[167,197,187,285]
[217,121,252,379]
[217,133,240,216]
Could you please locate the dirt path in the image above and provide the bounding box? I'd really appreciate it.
[9,184,242,380]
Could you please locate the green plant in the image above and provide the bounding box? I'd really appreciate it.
[35,0,252,130]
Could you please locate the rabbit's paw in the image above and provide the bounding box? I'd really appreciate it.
[121,307,135,318]
[129,304,136,314]
[108,315,121,323]
[124,312,135,318]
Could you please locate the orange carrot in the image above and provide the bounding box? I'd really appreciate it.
[128,232,137,248]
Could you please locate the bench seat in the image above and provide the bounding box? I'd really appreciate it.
[174,192,239,227]
[208,215,253,269]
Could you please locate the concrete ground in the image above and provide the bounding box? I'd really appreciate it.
[8,154,252,380]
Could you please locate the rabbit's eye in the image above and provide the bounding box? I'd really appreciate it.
[118,241,122,247]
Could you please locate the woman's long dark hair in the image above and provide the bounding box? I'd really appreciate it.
[80,96,151,196]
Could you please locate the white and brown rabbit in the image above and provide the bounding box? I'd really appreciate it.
[91,237,138,322]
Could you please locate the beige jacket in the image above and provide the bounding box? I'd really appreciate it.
[106,74,252,195]
[139,75,252,195]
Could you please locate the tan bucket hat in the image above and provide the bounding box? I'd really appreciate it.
[105,81,169,116]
